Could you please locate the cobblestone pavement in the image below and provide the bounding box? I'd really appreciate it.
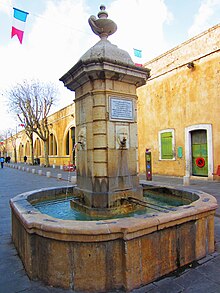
[1,164,220,293]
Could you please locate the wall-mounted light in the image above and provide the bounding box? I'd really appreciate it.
[187,62,194,69]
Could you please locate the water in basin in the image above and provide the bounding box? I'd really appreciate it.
[32,189,191,221]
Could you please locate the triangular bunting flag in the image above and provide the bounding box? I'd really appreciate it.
[11,7,29,44]
[133,48,143,67]
[11,27,24,44]
[133,48,142,58]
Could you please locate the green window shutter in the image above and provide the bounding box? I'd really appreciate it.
[161,132,173,159]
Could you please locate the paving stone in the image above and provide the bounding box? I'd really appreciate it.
[0,259,25,282]
[197,254,215,264]
[0,275,31,293]
[26,281,82,293]
[195,260,220,284]
[211,252,219,258]
[210,254,220,264]
[0,234,11,244]
[182,283,220,293]
[0,243,18,258]
[149,278,184,293]
[131,282,157,292]
[174,269,219,291]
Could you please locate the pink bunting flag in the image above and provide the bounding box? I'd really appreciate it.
[11,7,29,44]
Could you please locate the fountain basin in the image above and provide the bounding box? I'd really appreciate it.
[10,184,217,292]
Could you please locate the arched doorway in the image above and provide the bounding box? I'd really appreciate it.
[49,133,57,155]
[34,138,42,158]
[18,143,24,162]
[25,141,31,157]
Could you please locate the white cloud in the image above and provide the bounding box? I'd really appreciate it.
[0,0,12,15]
[188,0,220,37]
[109,0,173,61]
[27,0,94,80]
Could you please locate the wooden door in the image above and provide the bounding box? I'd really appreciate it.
[191,130,208,176]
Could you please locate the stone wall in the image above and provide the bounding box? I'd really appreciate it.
[144,24,220,78]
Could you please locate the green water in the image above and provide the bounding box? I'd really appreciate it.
[32,191,190,221]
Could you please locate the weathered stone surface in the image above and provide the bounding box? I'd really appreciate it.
[10,185,217,292]
[61,40,149,209]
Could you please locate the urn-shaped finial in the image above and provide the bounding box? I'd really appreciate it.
[88,5,117,39]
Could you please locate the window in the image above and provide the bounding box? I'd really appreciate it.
[34,138,41,157]
[159,129,175,160]
[49,133,57,155]
[66,127,75,156]
[25,141,30,156]
[66,132,70,155]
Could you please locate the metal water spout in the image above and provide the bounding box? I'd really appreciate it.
[74,141,84,150]
[119,136,127,149]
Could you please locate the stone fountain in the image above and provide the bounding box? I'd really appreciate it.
[10,5,217,293]
[60,5,150,217]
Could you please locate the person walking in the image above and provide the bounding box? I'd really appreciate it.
[0,156,5,168]
[24,155,27,164]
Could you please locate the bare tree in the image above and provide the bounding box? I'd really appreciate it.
[7,79,58,167]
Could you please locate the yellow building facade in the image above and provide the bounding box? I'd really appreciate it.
[6,103,76,167]
[4,24,220,180]
[137,24,220,179]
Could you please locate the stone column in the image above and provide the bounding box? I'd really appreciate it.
[60,6,150,213]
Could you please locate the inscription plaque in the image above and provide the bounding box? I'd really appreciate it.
[109,97,134,121]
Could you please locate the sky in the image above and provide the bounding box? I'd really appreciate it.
[0,0,220,134]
